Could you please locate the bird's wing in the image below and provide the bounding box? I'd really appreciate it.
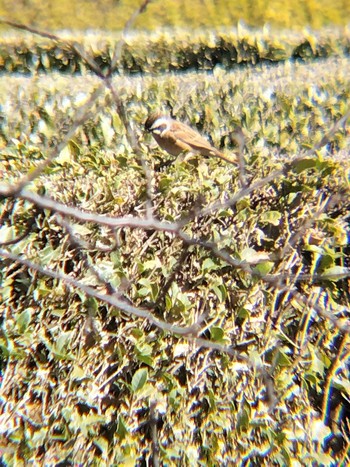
[172,126,215,153]
[170,123,237,163]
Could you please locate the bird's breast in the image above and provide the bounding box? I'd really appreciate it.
[153,133,186,156]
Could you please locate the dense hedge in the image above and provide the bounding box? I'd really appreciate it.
[0,27,349,74]
[1,54,350,464]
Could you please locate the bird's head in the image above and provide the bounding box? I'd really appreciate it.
[144,113,171,135]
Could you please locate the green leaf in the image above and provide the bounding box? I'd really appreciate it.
[253,261,274,276]
[116,415,128,440]
[159,176,173,191]
[16,308,32,332]
[131,368,148,393]
[237,307,250,319]
[202,258,219,273]
[176,293,192,312]
[321,266,350,281]
[137,354,154,367]
[52,331,74,359]
[56,145,71,164]
[236,408,250,431]
[318,254,335,271]
[210,326,225,342]
[275,349,292,367]
[165,295,173,312]
[260,210,282,226]
[212,284,227,302]
[292,157,318,173]
[135,343,154,367]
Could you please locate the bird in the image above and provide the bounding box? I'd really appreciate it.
[144,112,237,164]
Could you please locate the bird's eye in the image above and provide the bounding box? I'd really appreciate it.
[151,123,167,134]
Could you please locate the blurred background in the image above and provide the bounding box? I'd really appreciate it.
[0,0,349,31]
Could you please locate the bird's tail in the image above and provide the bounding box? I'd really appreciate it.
[212,149,238,165]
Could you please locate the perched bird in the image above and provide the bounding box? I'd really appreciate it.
[144,112,237,164]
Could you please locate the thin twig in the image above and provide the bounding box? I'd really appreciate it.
[149,400,160,467]
[0,247,276,395]
[108,0,154,74]
[0,248,200,336]
[1,189,349,288]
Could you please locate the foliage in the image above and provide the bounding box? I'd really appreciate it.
[0,33,350,466]
[0,26,350,74]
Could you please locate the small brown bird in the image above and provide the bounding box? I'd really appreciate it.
[144,112,237,164]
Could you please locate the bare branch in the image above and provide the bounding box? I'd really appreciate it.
[1,189,349,288]
[0,247,275,384]
[0,248,200,336]
[108,0,154,73]
[0,18,64,41]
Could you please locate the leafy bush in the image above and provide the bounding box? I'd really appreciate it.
[0,26,349,74]
[0,31,349,466]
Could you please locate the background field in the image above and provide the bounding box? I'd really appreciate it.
[0,0,350,30]
[0,1,350,466]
